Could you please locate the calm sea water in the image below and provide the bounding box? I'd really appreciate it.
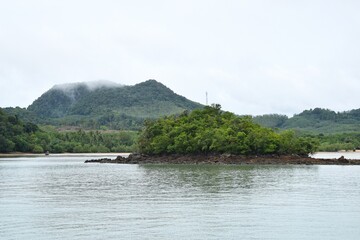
[1,154,360,240]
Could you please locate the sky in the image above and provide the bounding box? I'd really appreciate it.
[1,0,360,116]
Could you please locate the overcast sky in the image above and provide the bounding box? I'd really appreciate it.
[1,0,360,116]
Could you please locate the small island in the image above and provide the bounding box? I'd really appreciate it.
[86,105,360,165]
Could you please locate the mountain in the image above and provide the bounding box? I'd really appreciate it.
[5,80,204,130]
[27,80,123,118]
[253,108,360,134]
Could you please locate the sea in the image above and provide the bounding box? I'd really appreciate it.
[1,153,360,240]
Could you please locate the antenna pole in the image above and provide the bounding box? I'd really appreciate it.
[206,92,208,105]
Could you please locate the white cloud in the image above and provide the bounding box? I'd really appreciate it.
[0,0,360,115]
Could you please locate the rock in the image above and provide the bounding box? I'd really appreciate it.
[128,153,144,160]
[337,156,349,163]
[84,158,112,163]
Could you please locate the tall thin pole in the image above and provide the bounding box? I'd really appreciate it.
[206,92,208,105]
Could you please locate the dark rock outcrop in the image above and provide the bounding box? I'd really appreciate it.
[85,154,360,165]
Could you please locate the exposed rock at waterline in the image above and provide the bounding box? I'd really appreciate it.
[85,154,360,165]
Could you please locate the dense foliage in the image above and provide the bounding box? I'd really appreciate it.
[316,133,360,152]
[37,128,137,153]
[6,80,203,130]
[3,105,360,154]
[0,108,39,153]
[0,108,137,153]
[252,114,288,128]
[138,105,318,156]
[3,79,360,153]
[253,108,360,134]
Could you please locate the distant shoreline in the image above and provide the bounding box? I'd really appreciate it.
[1,151,359,160]
[0,153,131,158]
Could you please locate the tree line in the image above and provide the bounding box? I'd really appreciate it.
[3,106,360,154]
[0,108,137,153]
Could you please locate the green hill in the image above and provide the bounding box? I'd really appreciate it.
[253,108,360,134]
[5,80,203,130]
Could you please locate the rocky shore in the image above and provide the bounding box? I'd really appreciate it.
[85,153,360,165]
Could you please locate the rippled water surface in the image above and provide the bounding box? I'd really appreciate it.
[1,155,360,240]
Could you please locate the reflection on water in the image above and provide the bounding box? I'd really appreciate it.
[0,157,360,240]
[140,164,318,194]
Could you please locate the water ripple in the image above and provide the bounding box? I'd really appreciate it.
[1,157,360,239]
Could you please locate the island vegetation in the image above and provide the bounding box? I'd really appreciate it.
[138,104,318,156]
[85,105,360,165]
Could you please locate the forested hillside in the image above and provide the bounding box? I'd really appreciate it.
[5,80,203,130]
[253,108,360,134]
